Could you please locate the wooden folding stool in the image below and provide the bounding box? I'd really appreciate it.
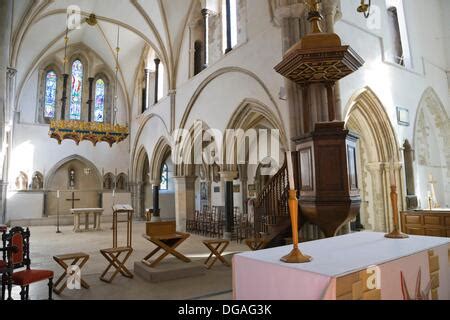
[142,221,191,268]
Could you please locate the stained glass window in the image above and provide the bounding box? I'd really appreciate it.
[161,164,169,190]
[70,60,83,120]
[44,71,57,118]
[94,79,105,122]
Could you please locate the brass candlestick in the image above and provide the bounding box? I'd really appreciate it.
[385,186,409,239]
[281,190,312,263]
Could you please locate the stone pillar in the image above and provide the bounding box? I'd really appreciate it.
[61,74,69,120]
[239,164,248,215]
[403,140,418,209]
[225,0,233,53]
[174,176,196,232]
[87,77,94,122]
[0,0,13,224]
[142,69,150,113]
[154,58,161,105]
[201,9,211,69]
[221,171,237,240]
[151,180,161,222]
[168,89,176,132]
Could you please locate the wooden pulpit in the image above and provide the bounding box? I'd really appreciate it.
[294,122,361,237]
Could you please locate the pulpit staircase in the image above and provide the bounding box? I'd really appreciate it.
[251,161,293,249]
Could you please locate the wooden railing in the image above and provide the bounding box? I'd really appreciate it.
[253,161,290,239]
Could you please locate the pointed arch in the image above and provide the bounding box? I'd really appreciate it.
[44,155,102,190]
[344,87,403,232]
[149,137,172,183]
[413,87,450,208]
[345,87,401,163]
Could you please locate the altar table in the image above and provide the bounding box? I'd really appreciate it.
[233,232,450,300]
[71,208,104,233]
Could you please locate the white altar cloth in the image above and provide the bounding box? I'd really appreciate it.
[233,232,450,300]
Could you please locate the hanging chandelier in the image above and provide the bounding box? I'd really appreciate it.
[49,16,129,147]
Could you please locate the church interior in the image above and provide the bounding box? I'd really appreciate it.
[0,0,449,302]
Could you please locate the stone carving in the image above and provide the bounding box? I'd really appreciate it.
[31,172,44,190]
[15,172,29,191]
[116,173,128,191]
[103,173,114,190]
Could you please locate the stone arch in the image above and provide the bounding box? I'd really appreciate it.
[132,146,150,218]
[44,155,102,190]
[223,98,289,171]
[344,87,403,232]
[179,67,282,130]
[413,87,450,208]
[149,137,172,183]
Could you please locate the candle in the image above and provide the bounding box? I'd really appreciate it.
[57,190,60,199]
[286,152,295,190]
[428,174,433,183]
[112,189,115,198]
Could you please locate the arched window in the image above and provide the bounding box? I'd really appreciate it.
[160,163,169,191]
[94,78,105,122]
[70,60,83,120]
[44,71,57,118]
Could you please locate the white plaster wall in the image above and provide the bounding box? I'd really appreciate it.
[6,192,44,220]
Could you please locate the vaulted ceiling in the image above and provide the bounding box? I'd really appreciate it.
[11,0,200,114]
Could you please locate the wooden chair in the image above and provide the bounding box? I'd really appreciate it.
[142,221,190,268]
[1,243,17,301]
[2,227,53,300]
[99,205,134,283]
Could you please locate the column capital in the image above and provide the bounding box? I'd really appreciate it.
[220,171,238,182]
[201,8,215,17]
[150,180,161,187]
[7,67,17,79]
[154,58,161,66]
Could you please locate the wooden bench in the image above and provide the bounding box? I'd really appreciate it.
[142,221,191,268]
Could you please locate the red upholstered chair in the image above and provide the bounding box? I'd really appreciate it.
[2,227,53,300]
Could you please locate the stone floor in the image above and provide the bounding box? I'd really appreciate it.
[5,222,250,300]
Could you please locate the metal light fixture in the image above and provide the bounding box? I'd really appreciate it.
[357,0,372,18]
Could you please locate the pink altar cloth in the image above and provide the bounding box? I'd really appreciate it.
[233,232,450,300]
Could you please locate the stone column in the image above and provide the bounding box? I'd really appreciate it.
[221,171,237,240]
[154,58,161,105]
[142,69,150,113]
[225,0,233,53]
[403,140,418,209]
[168,89,176,132]
[0,0,13,224]
[201,9,212,69]
[61,74,69,120]
[174,176,196,232]
[239,164,248,215]
[151,180,161,222]
[87,77,94,122]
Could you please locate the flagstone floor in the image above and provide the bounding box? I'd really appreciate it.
[4,222,250,300]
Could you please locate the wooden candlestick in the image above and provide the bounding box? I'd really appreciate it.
[385,186,409,239]
[281,190,312,263]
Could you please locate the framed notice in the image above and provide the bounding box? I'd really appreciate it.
[397,107,410,126]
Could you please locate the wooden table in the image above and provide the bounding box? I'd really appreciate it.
[71,208,104,233]
[202,239,230,269]
[53,253,90,294]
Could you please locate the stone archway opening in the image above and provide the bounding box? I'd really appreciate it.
[345,88,403,233]
[414,88,450,209]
